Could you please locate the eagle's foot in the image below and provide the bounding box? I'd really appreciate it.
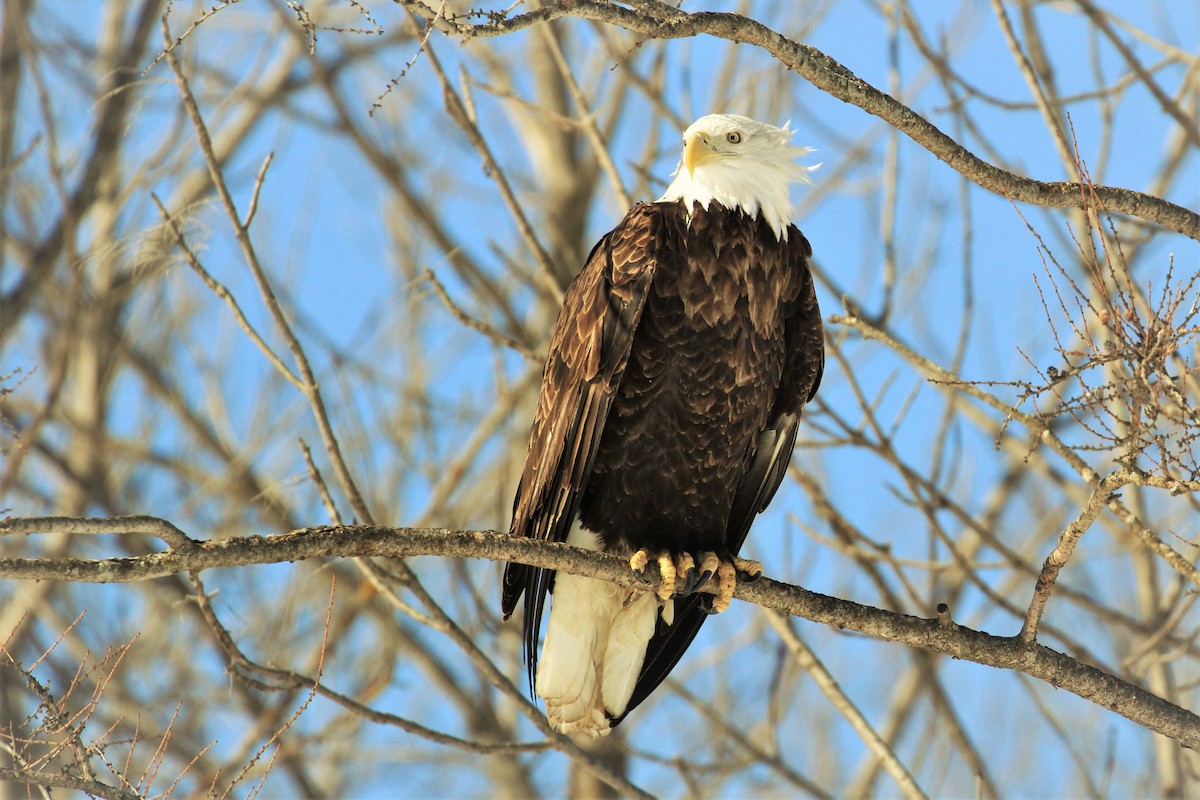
[630,550,694,602]
[708,560,738,614]
[733,556,763,583]
[696,555,758,614]
[630,550,754,609]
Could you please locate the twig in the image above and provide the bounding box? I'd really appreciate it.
[1073,0,1200,148]
[150,192,303,391]
[163,18,372,523]
[219,577,334,800]
[418,28,564,300]
[144,1,239,76]
[1020,468,1146,643]
[763,611,928,800]
[298,438,340,522]
[423,268,540,360]
[536,24,632,209]
[988,0,1079,181]
[830,311,1200,587]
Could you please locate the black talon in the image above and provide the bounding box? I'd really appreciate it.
[678,565,700,595]
[737,568,762,583]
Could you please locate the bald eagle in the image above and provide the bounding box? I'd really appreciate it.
[502,114,824,736]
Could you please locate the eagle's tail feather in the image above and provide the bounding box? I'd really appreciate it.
[535,564,614,737]
[535,523,660,737]
[600,591,659,716]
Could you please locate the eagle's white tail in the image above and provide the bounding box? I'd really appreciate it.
[535,523,659,737]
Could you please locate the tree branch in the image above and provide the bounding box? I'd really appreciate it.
[831,311,1200,589]
[398,1,1200,240]
[0,768,139,800]
[2,516,1197,749]
[1019,468,1156,643]
[764,611,927,800]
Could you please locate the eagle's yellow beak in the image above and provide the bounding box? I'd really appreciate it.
[684,132,716,175]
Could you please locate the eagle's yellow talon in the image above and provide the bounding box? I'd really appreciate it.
[656,554,677,601]
[711,560,738,613]
[733,557,762,581]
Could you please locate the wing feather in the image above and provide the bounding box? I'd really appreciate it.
[502,203,663,688]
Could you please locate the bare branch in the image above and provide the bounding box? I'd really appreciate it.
[1020,469,1134,643]
[162,16,374,524]
[0,768,140,800]
[2,516,1197,749]
[398,0,1200,239]
[831,311,1200,588]
[763,611,927,800]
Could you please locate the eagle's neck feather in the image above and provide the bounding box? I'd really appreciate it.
[658,156,799,242]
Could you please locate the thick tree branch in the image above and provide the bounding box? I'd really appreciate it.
[399,1,1200,240]
[2,516,1197,749]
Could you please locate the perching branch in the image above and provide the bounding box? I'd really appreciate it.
[398,0,1200,241]
[2,515,1197,749]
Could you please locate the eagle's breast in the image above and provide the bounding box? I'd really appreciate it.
[578,201,804,554]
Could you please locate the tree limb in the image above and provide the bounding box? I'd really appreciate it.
[398,1,1200,240]
[2,516,1197,749]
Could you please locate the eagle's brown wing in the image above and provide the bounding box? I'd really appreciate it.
[613,226,824,725]
[502,203,663,686]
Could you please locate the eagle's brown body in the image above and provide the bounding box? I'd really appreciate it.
[502,197,823,729]
[578,202,820,559]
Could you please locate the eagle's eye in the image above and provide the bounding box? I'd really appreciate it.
[726,131,742,144]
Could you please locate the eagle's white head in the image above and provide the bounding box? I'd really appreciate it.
[659,113,817,241]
